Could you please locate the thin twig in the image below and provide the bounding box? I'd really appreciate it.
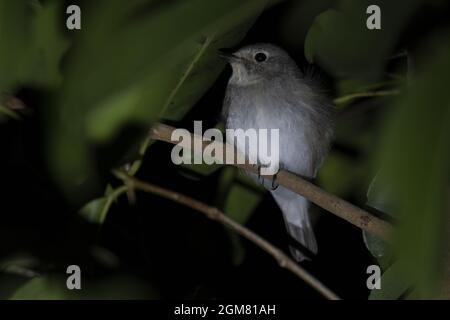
[1,265,40,278]
[114,170,341,300]
[0,105,21,120]
[149,123,393,241]
[333,89,400,106]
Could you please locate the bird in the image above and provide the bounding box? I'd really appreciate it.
[220,43,334,261]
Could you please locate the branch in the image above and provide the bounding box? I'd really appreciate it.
[149,123,393,241]
[114,170,341,300]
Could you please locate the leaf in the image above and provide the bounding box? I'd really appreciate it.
[79,185,128,224]
[0,1,34,91]
[10,276,68,300]
[90,246,120,269]
[363,172,395,261]
[79,197,110,224]
[215,167,238,207]
[369,261,410,300]
[363,233,387,260]
[317,153,364,197]
[28,1,70,87]
[0,254,41,299]
[304,0,422,79]
[304,9,339,64]
[376,36,450,298]
[0,1,69,91]
[0,274,32,300]
[278,0,334,53]
[9,274,159,299]
[85,83,147,143]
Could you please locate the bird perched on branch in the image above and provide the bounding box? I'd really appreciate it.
[220,43,334,261]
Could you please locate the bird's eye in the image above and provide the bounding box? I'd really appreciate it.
[254,52,268,62]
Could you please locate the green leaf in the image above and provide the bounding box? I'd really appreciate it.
[10,275,68,300]
[0,1,34,91]
[363,232,388,260]
[317,153,363,197]
[369,261,410,300]
[9,274,159,300]
[0,1,69,91]
[278,0,334,53]
[0,253,42,299]
[376,36,450,298]
[304,0,422,79]
[363,172,395,261]
[304,9,339,64]
[79,185,128,224]
[0,274,32,300]
[85,83,148,143]
[28,1,70,87]
[79,197,110,224]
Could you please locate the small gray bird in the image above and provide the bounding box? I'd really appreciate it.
[220,43,334,261]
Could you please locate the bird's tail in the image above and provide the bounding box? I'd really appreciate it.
[273,192,317,261]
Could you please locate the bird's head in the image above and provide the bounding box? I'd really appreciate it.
[219,43,297,85]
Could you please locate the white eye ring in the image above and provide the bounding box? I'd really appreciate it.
[254,52,268,62]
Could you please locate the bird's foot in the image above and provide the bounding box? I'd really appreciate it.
[257,164,279,190]
[257,164,265,185]
[270,173,279,191]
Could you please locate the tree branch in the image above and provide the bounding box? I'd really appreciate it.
[149,123,393,241]
[114,170,341,300]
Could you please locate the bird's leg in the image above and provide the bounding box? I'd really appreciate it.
[270,173,279,190]
[257,164,265,185]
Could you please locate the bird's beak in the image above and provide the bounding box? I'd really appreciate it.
[218,49,240,63]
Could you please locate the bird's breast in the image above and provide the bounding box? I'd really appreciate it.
[224,85,318,176]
